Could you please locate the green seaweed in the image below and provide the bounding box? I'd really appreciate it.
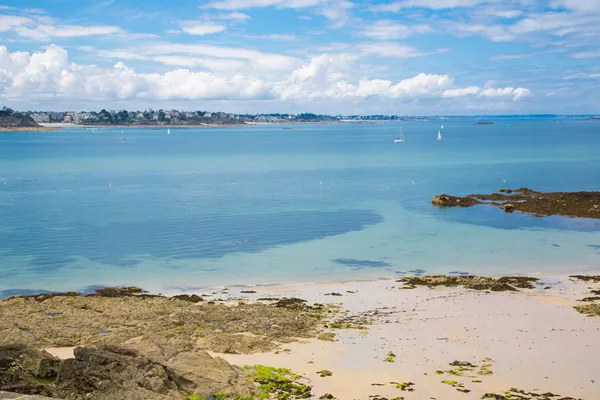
[244,365,312,400]
[395,382,415,392]
[384,351,397,363]
[442,380,459,386]
[317,370,333,377]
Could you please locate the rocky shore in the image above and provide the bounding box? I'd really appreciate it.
[1,274,599,399]
[432,188,600,218]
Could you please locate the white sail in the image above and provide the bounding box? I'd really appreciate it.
[167,128,171,135]
[437,130,442,141]
[441,124,444,129]
[394,127,405,143]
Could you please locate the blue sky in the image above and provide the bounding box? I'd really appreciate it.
[0,0,599,114]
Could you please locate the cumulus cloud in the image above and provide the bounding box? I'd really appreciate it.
[0,45,530,106]
[442,86,480,97]
[479,86,531,100]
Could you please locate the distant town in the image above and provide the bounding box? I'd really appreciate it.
[25,109,414,125]
[1,107,598,129]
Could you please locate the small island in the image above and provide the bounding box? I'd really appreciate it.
[475,121,494,125]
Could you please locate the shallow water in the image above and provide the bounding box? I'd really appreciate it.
[1,120,600,296]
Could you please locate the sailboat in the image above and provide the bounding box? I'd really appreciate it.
[167,128,171,135]
[394,128,405,143]
[441,124,444,129]
[437,130,442,141]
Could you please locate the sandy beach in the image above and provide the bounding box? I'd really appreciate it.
[5,272,595,399]
[208,276,600,399]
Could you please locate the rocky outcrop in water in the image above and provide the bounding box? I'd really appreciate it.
[432,188,600,219]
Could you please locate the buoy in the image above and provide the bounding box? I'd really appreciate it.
[244,239,248,243]
[109,183,112,187]
[412,180,415,185]
[320,181,323,185]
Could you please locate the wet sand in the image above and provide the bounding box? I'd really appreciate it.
[211,275,600,399]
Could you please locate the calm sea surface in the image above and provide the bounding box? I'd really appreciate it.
[1,120,600,296]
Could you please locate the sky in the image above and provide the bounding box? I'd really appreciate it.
[0,0,599,115]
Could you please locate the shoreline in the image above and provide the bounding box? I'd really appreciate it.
[0,126,59,132]
[2,272,599,399]
[4,262,600,300]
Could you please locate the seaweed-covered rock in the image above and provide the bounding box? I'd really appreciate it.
[432,188,600,219]
[432,194,480,207]
[397,275,539,291]
[0,344,60,397]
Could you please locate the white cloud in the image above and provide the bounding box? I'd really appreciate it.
[0,15,32,32]
[551,0,600,13]
[219,12,252,20]
[243,34,299,40]
[0,45,530,107]
[153,56,246,71]
[479,86,531,100]
[360,20,413,40]
[179,21,226,36]
[91,43,300,74]
[563,72,600,79]
[370,0,495,12]
[442,86,480,97]
[358,42,450,58]
[569,49,600,59]
[319,0,354,28]
[204,0,328,10]
[490,52,536,60]
[441,85,530,100]
[451,22,515,41]
[15,24,123,40]
[482,9,522,18]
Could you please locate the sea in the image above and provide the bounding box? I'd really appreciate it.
[1,119,600,297]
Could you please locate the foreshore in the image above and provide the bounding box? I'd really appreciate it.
[1,272,599,399]
[0,126,58,132]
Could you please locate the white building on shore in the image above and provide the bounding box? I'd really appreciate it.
[31,113,50,123]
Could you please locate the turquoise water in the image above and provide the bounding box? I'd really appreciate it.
[1,120,600,296]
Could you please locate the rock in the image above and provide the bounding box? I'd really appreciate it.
[432,194,480,207]
[432,194,451,206]
[0,392,56,399]
[0,344,60,398]
[172,294,204,303]
[166,351,237,396]
[1,343,257,400]
[54,345,191,399]
[503,203,515,212]
[195,334,275,354]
